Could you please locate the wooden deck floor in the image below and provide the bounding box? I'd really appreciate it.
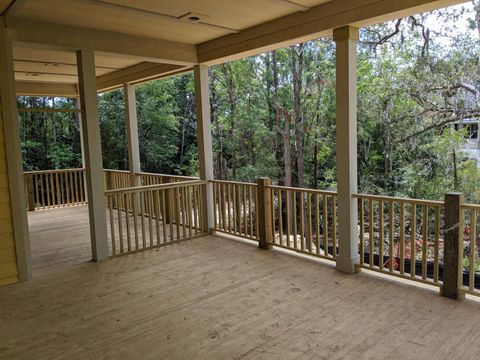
[1,207,479,359]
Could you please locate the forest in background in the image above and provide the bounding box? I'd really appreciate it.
[18,2,480,202]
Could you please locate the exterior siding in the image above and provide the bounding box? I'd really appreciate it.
[0,105,18,285]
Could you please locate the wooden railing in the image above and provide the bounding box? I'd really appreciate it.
[105,180,207,257]
[354,194,444,287]
[103,169,130,190]
[24,168,86,210]
[269,184,337,261]
[211,180,259,240]
[461,203,480,296]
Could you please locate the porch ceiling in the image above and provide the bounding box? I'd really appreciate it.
[1,0,468,96]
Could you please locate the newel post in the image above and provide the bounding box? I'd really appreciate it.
[257,177,273,250]
[442,192,465,300]
[25,174,35,211]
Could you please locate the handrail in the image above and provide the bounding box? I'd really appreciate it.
[268,184,336,195]
[137,171,198,180]
[210,179,257,186]
[462,203,480,210]
[105,179,206,195]
[353,193,444,207]
[24,168,85,175]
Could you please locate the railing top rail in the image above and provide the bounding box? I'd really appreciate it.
[103,169,130,173]
[136,172,199,180]
[353,193,444,207]
[24,168,85,175]
[462,203,480,210]
[105,179,206,195]
[268,184,337,196]
[209,179,257,186]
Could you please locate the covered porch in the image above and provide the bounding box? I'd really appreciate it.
[0,0,479,358]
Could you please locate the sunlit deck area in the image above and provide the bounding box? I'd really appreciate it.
[0,206,478,359]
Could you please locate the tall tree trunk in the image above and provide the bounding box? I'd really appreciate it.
[291,44,305,188]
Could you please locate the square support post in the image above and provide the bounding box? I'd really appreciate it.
[124,84,141,187]
[333,26,359,273]
[194,65,214,232]
[76,49,109,261]
[442,192,464,300]
[0,18,31,281]
[257,177,273,250]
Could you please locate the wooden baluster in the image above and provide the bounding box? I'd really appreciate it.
[155,190,161,245]
[227,184,232,233]
[132,190,139,250]
[292,191,297,249]
[213,183,217,230]
[278,189,283,245]
[271,189,276,243]
[124,193,132,252]
[359,198,364,266]
[193,186,198,236]
[55,172,60,207]
[299,192,305,251]
[108,196,116,256]
[323,194,328,257]
[411,203,417,277]
[242,186,247,237]
[332,196,337,259]
[187,186,193,238]
[232,184,237,234]
[34,174,40,210]
[469,209,477,291]
[379,200,384,269]
[400,202,406,275]
[422,205,428,280]
[69,171,74,206]
[140,191,146,248]
[117,194,124,254]
[285,190,291,248]
[315,193,320,255]
[175,188,181,240]
[307,192,312,252]
[389,201,394,272]
[254,185,259,240]
[40,174,46,209]
[369,198,374,268]
[148,191,154,246]
[249,187,254,240]
[434,206,440,283]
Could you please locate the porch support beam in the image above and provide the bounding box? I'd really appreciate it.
[6,17,198,66]
[76,49,109,261]
[193,65,214,231]
[334,25,359,274]
[124,84,141,187]
[0,17,31,281]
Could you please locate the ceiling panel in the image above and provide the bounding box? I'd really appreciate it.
[10,0,333,44]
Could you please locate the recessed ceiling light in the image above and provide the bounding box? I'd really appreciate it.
[25,73,40,77]
[179,12,209,23]
[44,63,60,67]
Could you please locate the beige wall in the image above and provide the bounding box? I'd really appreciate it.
[0,105,18,286]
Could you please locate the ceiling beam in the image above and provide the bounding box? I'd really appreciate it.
[15,81,79,97]
[197,0,467,64]
[5,17,198,66]
[96,62,191,92]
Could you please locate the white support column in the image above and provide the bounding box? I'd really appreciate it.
[76,49,109,261]
[194,65,214,231]
[0,18,31,281]
[75,98,86,169]
[334,26,359,274]
[124,84,141,187]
